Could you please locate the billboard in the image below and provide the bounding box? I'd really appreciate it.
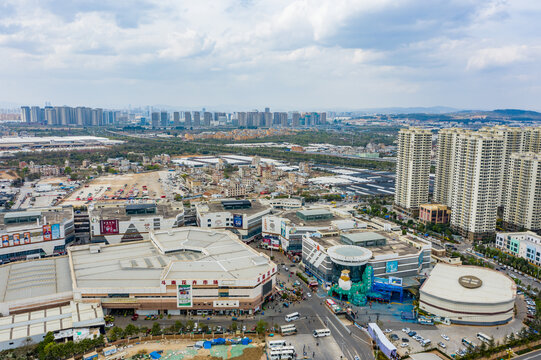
[100,220,120,235]
[386,260,398,273]
[2,235,9,247]
[389,276,403,286]
[232,214,243,228]
[177,284,192,308]
[51,224,61,240]
[13,233,20,246]
[23,232,31,244]
[43,225,52,241]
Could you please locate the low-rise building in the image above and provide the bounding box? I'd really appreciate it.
[0,206,75,263]
[195,199,271,242]
[262,207,363,254]
[419,204,450,224]
[420,263,516,326]
[0,301,104,351]
[89,200,185,244]
[69,228,276,316]
[302,230,431,285]
[495,231,541,266]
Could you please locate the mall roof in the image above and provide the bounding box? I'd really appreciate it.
[0,301,104,344]
[420,263,516,304]
[69,228,275,290]
[199,199,270,216]
[0,257,73,304]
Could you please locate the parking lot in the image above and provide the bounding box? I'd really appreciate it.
[383,296,529,357]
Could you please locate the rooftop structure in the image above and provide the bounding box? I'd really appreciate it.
[0,301,104,351]
[420,263,516,325]
[68,228,276,315]
[195,199,272,242]
[0,256,73,315]
[0,206,76,263]
[89,200,184,244]
[302,229,431,284]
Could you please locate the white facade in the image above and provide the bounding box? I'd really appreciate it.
[504,153,541,231]
[394,128,431,211]
[495,231,541,266]
[420,263,516,326]
[450,132,504,240]
[434,128,466,206]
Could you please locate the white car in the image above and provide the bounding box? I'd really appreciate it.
[402,328,410,333]
[401,343,409,348]
[441,334,450,341]
[438,342,446,349]
[384,329,392,333]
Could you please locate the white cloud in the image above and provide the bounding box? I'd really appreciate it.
[467,45,530,70]
[0,0,540,109]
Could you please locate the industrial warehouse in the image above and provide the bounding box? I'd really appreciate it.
[419,263,517,326]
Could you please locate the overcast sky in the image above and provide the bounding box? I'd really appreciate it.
[0,0,540,111]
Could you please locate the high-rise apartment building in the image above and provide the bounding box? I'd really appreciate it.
[173,112,180,127]
[238,112,247,127]
[184,111,192,127]
[203,112,212,126]
[291,112,300,127]
[193,112,200,127]
[394,128,432,216]
[44,107,57,125]
[20,106,30,123]
[151,112,159,129]
[30,106,43,123]
[434,128,467,206]
[264,112,272,128]
[450,132,504,241]
[503,153,541,232]
[160,111,168,127]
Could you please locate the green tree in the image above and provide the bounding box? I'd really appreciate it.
[124,324,138,337]
[231,321,238,332]
[151,322,162,336]
[255,319,267,334]
[64,166,72,175]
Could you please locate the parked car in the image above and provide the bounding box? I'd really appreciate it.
[438,342,446,349]
[441,334,450,341]
[390,334,399,341]
[402,328,410,333]
[408,331,417,337]
[401,343,409,348]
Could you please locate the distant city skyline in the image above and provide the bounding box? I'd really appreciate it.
[0,1,540,110]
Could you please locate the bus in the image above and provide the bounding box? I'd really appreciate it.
[285,312,300,322]
[268,340,287,349]
[269,346,296,360]
[313,328,331,338]
[462,338,476,349]
[476,333,493,344]
[280,324,297,336]
[325,299,344,314]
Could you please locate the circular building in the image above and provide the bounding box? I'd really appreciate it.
[327,245,372,283]
[420,263,516,326]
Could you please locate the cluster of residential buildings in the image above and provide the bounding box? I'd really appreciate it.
[20,105,327,129]
[394,126,541,240]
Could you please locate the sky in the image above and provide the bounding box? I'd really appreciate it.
[0,0,540,111]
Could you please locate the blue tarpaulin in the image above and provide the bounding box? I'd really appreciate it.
[149,351,162,359]
[203,341,212,349]
[241,337,251,345]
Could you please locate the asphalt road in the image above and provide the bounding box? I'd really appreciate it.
[513,348,541,360]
